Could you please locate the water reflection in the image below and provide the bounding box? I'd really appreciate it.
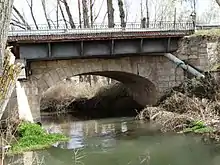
[5,117,220,165]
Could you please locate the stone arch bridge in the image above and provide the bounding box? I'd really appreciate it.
[8,55,184,121]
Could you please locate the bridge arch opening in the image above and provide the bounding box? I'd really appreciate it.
[40,71,157,119]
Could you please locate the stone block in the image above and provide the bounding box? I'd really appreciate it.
[31,68,45,78]
[49,69,61,84]
[42,72,54,87]
[62,67,73,78]
[158,81,169,88]
[46,60,58,68]
[159,75,170,81]
[169,81,179,87]
[37,79,49,93]
[58,60,72,67]
[188,55,198,59]
[30,61,47,69]
[56,68,67,81]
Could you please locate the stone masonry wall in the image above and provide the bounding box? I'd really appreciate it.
[6,55,185,121]
[176,35,220,72]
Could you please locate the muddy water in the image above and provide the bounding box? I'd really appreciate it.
[6,117,220,165]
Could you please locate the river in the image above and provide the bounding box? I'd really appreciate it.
[6,116,220,165]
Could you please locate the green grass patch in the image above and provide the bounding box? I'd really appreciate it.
[182,120,214,134]
[9,122,69,155]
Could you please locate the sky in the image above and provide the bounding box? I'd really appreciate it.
[12,0,219,28]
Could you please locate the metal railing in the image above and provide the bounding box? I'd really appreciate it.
[196,24,220,30]
[8,22,194,37]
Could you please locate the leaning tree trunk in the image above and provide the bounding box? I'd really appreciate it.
[117,0,126,28]
[107,0,114,28]
[62,0,76,29]
[216,0,220,6]
[0,0,22,119]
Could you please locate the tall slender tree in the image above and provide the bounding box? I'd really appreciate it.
[78,0,82,28]
[12,6,31,30]
[58,0,68,29]
[41,0,51,29]
[107,0,114,28]
[82,0,89,28]
[117,0,126,28]
[146,0,150,27]
[26,0,38,29]
[62,0,76,29]
[90,0,94,27]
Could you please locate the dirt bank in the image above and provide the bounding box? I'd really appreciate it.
[137,75,220,142]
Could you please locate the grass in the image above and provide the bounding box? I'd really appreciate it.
[191,29,220,37]
[8,122,69,155]
[182,120,214,134]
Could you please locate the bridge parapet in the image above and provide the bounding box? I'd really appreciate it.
[8,22,194,42]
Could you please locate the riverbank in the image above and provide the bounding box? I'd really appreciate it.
[137,75,220,142]
[0,121,69,156]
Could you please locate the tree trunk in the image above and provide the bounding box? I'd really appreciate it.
[78,0,82,28]
[26,0,38,30]
[117,0,126,28]
[145,0,150,28]
[82,0,89,28]
[0,0,14,67]
[58,0,68,29]
[62,0,76,29]
[107,0,114,28]
[89,0,94,27]
[41,0,51,29]
[0,0,23,120]
[216,0,220,7]
[12,6,31,30]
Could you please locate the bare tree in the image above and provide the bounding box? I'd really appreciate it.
[93,0,105,24]
[124,0,130,23]
[26,0,38,29]
[145,0,150,27]
[78,0,82,28]
[140,0,143,20]
[197,0,219,24]
[107,0,114,28]
[41,0,51,29]
[12,6,31,30]
[62,0,76,29]
[89,0,94,27]
[82,0,90,28]
[117,0,126,28]
[58,0,68,29]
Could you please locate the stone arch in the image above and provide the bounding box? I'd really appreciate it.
[34,70,157,106]
[27,57,159,120]
[77,71,157,106]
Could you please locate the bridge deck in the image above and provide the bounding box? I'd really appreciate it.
[8,22,194,43]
